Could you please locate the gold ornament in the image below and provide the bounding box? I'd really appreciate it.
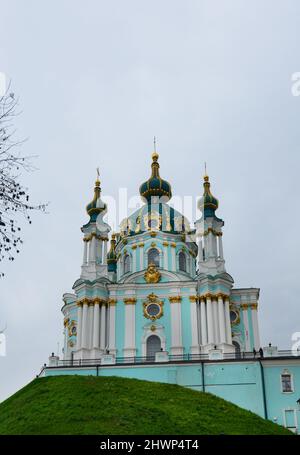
[144,263,161,283]
[169,296,182,303]
[143,293,164,321]
[123,297,137,305]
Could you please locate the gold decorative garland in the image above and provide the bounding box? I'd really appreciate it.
[83,233,108,242]
[123,297,137,305]
[199,228,223,237]
[169,296,182,303]
[77,297,107,307]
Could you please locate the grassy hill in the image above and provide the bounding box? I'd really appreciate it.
[0,375,292,435]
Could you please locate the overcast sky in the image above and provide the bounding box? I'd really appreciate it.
[0,1,300,402]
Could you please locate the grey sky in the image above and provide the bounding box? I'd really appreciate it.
[0,0,299,402]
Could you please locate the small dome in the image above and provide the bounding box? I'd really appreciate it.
[107,234,117,272]
[86,177,106,223]
[139,152,172,203]
[198,175,219,218]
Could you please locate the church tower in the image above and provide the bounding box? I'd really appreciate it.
[195,174,235,353]
[80,174,111,281]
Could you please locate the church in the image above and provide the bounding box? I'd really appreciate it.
[42,151,300,433]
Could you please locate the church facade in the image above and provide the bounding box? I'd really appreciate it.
[42,152,300,433]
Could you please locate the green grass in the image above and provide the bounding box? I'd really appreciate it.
[0,375,292,435]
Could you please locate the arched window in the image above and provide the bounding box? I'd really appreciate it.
[148,248,159,267]
[123,254,131,274]
[281,371,293,392]
[178,251,187,272]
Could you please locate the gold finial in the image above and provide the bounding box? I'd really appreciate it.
[95,167,100,186]
[204,162,209,182]
[152,136,159,162]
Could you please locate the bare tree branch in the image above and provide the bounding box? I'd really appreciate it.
[0,84,47,276]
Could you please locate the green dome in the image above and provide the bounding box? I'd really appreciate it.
[107,234,117,272]
[139,152,172,203]
[86,178,106,223]
[198,175,219,218]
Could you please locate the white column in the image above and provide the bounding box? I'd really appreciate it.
[103,240,108,265]
[132,248,137,272]
[218,235,224,259]
[83,241,88,265]
[198,237,203,263]
[171,246,176,271]
[212,297,220,344]
[92,236,97,262]
[224,298,232,344]
[206,296,214,344]
[93,302,100,348]
[88,304,94,349]
[124,300,136,357]
[190,298,199,354]
[218,295,226,343]
[169,298,183,355]
[139,246,144,270]
[200,298,208,345]
[163,243,168,270]
[76,304,83,350]
[108,302,116,353]
[100,304,106,350]
[212,233,218,257]
[251,304,260,350]
[81,302,88,349]
[241,304,250,351]
[208,232,213,257]
[98,239,103,264]
[117,258,121,280]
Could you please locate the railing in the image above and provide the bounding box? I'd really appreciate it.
[46,349,300,369]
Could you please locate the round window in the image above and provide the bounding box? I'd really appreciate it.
[230,310,239,325]
[147,303,160,317]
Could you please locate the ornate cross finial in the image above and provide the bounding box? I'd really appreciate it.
[153,136,156,152]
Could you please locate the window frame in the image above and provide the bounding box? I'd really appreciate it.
[123,254,131,275]
[178,250,187,273]
[281,371,294,394]
[147,247,160,268]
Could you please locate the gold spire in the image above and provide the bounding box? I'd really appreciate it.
[204,162,209,182]
[152,137,159,162]
[96,167,100,186]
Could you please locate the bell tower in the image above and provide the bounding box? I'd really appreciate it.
[195,173,235,354]
[195,174,225,276]
[81,173,111,281]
